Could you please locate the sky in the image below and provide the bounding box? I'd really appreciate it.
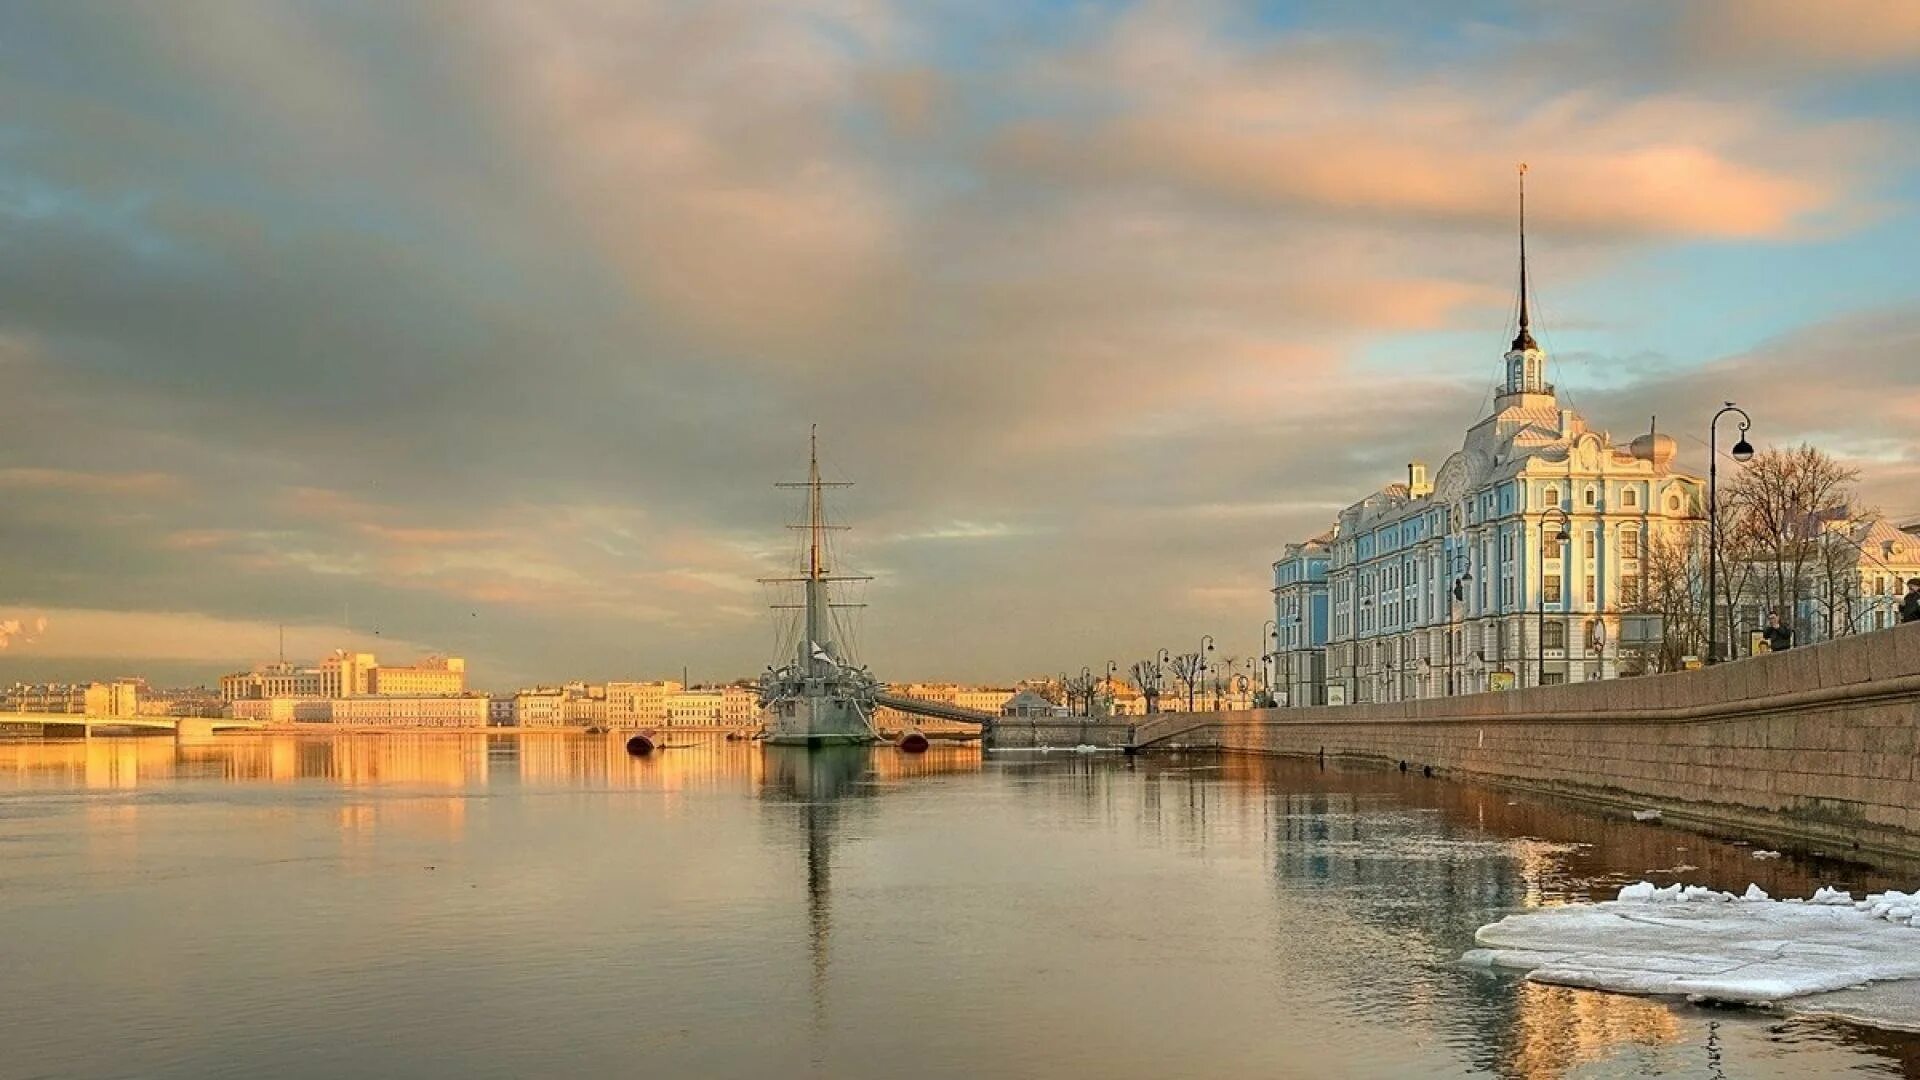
[1,0,1917,689]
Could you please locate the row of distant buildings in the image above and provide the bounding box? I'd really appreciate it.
[216,651,788,729]
[2,678,224,719]
[1266,243,1920,708]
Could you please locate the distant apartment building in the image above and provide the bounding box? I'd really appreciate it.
[367,656,465,696]
[220,661,324,701]
[561,693,609,727]
[666,689,723,725]
[487,696,515,726]
[513,688,568,728]
[220,650,467,702]
[2,679,141,718]
[605,680,680,724]
[720,685,759,726]
[230,695,486,727]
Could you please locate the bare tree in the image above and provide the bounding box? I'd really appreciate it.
[1812,523,1864,640]
[1632,525,1707,672]
[1129,659,1163,714]
[1168,651,1204,712]
[1064,671,1101,717]
[1727,444,1862,646]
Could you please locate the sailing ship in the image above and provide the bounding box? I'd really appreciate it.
[756,428,880,746]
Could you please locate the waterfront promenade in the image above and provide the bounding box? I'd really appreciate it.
[1126,623,1920,860]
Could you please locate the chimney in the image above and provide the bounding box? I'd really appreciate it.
[1407,461,1432,499]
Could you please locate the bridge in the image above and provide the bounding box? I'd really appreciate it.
[872,692,996,728]
[0,714,266,738]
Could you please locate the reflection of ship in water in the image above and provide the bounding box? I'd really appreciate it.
[755,745,981,1030]
[756,429,880,746]
[759,746,876,1029]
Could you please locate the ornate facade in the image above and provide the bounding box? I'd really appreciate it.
[1272,195,1705,704]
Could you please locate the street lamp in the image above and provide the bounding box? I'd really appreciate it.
[1708,403,1755,664]
[1106,660,1118,716]
[1260,620,1277,694]
[1079,666,1093,718]
[1538,506,1572,688]
[1197,635,1215,711]
[1445,562,1472,696]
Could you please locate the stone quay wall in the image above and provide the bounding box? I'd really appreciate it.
[1130,624,1920,860]
[985,715,1136,750]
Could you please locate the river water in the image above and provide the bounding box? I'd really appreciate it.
[2,733,1918,1079]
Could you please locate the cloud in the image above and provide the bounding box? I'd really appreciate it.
[1678,0,1920,72]
[0,468,180,495]
[0,1,1911,685]
[0,607,414,664]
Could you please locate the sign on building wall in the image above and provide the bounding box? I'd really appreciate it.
[1488,671,1516,692]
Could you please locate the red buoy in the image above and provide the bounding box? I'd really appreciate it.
[898,731,930,754]
[625,733,656,756]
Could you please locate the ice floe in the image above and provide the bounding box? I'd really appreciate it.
[1464,881,1920,1007]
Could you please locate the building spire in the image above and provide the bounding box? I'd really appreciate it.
[1512,162,1537,352]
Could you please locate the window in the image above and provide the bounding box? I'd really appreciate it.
[1623,488,1638,508]
[1542,621,1566,650]
[1542,672,1567,686]
[1585,486,1598,507]
[1585,574,1596,604]
[1544,574,1563,604]
[1621,530,1640,559]
[1544,485,1560,507]
[1621,573,1642,604]
[1667,493,1682,512]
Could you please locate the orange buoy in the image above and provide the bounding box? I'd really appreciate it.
[625,733,656,756]
[898,731,930,754]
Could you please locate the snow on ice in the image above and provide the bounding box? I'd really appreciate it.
[1464,882,1920,1007]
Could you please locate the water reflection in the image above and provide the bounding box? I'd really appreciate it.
[0,735,1915,1078]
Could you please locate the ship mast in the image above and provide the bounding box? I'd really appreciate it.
[805,426,826,675]
[764,426,868,678]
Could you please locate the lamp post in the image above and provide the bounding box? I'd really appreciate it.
[1106,660,1118,716]
[1445,562,1472,696]
[1707,403,1755,664]
[1079,666,1093,718]
[1538,506,1572,688]
[1260,620,1276,694]
[1155,648,1171,713]
[1197,635,1214,711]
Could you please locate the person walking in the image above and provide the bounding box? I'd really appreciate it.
[1761,612,1794,653]
[1901,578,1920,625]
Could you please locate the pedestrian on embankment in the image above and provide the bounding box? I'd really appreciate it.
[1762,612,1794,653]
[1901,578,1920,625]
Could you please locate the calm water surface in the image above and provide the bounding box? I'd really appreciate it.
[3,734,1919,1079]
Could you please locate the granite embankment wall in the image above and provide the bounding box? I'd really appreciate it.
[986,715,1134,750]
[1132,623,1920,860]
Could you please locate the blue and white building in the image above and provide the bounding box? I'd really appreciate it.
[1271,220,1705,704]
[1270,535,1332,706]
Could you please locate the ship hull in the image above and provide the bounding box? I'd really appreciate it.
[763,692,878,746]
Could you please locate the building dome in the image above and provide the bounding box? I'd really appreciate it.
[1630,429,1677,469]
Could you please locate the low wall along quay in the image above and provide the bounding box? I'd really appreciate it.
[1128,624,1920,861]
